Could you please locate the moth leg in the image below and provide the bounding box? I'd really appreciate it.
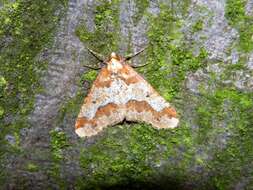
[87,47,105,62]
[130,62,149,68]
[82,62,103,70]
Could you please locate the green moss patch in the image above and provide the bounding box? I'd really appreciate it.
[26,163,39,172]
[225,0,253,52]
[48,129,70,188]
[80,70,98,83]
[192,19,204,32]
[132,0,149,25]
[0,0,66,130]
[50,130,70,161]
[141,5,207,101]
[196,87,253,189]
[77,122,196,189]
[0,0,67,185]
[76,0,120,56]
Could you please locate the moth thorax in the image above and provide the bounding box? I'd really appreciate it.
[108,56,123,72]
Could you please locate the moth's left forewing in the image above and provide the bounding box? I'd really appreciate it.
[75,67,125,137]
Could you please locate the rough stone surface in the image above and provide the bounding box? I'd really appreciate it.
[246,0,253,15]
[247,53,253,70]
[185,0,238,60]
[30,0,88,126]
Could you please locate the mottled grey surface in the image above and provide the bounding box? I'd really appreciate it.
[248,53,253,69]
[185,0,253,94]
[30,0,87,126]
[119,0,158,61]
[246,0,253,15]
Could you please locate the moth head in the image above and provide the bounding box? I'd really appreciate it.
[111,52,117,59]
[109,52,121,62]
[86,47,147,69]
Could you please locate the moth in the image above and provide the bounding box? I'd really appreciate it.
[75,48,179,137]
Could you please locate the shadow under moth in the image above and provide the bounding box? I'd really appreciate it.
[75,48,179,137]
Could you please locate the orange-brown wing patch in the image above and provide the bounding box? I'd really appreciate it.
[93,67,112,88]
[118,64,142,85]
[125,100,178,129]
[126,100,177,118]
[75,103,125,137]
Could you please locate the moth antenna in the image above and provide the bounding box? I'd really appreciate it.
[87,47,104,62]
[124,46,147,61]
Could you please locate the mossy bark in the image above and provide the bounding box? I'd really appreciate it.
[1,0,253,189]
